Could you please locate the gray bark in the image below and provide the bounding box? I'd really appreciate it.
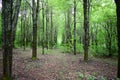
[74,0,77,55]
[2,0,13,79]
[12,0,22,47]
[42,2,45,54]
[115,0,120,78]
[46,0,49,49]
[32,0,39,58]
[66,8,72,47]
[83,0,90,61]
[50,7,53,49]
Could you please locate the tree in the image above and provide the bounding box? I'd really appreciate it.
[104,21,113,57]
[12,0,22,48]
[66,8,72,48]
[45,0,49,49]
[53,26,58,46]
[32,0,39,59]
[83,0,90,61]
[2,0,13,79]
[42,2,45,54]
[115,0,120,78]
[23,4,27,50]
[50,7,53,49]
[73,0,77,55]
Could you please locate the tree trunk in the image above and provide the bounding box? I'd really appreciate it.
[66,8,72,48]
[83,0,90,61]
[42,2,45,55]
[104,22,112,57]
[32,0,39,59]
[62,13,67,44]
[2,0,13,79]
[115,0,120,78]
[95,24,98,53]
[12,0,22,48]
[23,6,27,50]
[37,14,41,46]
[23,17,26,50]
[50,7,53,49]
[20,17,23,47]
[46,0,49,49]
[54,27,58,45]
[74,0,77,55]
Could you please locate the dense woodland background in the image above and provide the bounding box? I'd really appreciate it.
[1,0,116,56]
[1,0,120,80]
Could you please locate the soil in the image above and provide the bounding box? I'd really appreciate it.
[0,48,117,80]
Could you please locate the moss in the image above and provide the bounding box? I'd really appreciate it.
[32,56,37,60]
[2,75,13,80]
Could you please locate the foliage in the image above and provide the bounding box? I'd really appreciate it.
[78,72,107,80]
[32,56,37,60]
[0,0,117,57]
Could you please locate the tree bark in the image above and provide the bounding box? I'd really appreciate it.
[46,0,49,49]
[50,7,53,49]
[83,0,90,61]
[66,8,72,48]
[12,0,22,48]
[23,13,26,50]
[20,17,23,47]
[115,0,120,78]
[62,13,67,44]
[74,0,77,55]
[54,27,57,45]
[2,0,13,79]
[105,22,112,57]
[42,2,45,54]
[95,24,98,53]
[32,0,39,59]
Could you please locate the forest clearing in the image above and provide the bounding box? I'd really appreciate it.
[0,48,117,80]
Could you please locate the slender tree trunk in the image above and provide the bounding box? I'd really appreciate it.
[37,14,41,46]
[23,17,26,50]
[90,26,94,46]
[62,13,67,44]
[50,7,53,49]
[46,0,49,49]
[20,17,23,47]
[32,0,39,59]
[95,24,98,53]
[2,0,13,79]
[83,0,90,61]
[64,13,67,44]
[74,0,77,55]
[115,0,120,78]
[32,0,37,59]
[42,2,45,54]
[66,8,72,47]
[54,27,57,45]
[23,6,27,50]
[104,22,112,57]
[12,0,22,48]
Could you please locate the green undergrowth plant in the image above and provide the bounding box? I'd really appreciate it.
[59,44,72,53]
[117,78,120,80]
[78,72,107,80]
[32,56,37,60]
[60,43,84,54]
[2,75,13,80]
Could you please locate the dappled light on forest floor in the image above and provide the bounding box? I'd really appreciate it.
[0,49,117,80]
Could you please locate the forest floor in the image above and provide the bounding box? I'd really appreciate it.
[0,48,117,80]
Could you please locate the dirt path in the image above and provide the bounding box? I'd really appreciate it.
[0,48,117,80]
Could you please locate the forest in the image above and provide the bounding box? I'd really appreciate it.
[0,0,120,80]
